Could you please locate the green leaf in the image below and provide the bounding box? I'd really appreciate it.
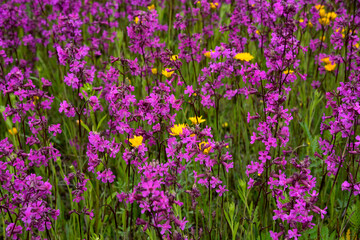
[81,121,91,132]
[97,114,108,131]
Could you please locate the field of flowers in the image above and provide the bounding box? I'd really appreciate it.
[1,0,360,239]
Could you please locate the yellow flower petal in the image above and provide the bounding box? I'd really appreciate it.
[324,63,336,71]
[170,124,187,136]
[233,52,254,62]
[199,141,211,154]
[8,127,18,135]
[148,4,155,11]
[162,68,174,78]
[129,135,143,148]
[189,116,206,125]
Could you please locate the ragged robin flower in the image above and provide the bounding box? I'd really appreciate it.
[233,52,254,62]
[170,124,187,136]
[129,135,143,148]
[162,68,174,78]
[199,141,211,154]
[8,127,18,135]
[189,116,206,124]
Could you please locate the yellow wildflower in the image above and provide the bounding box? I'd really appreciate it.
[320,36,326,41]
[129,135,143,148]
[355,43,359,48]
[233,52,254,62]
[299,18,304,23]
[308,20,313,28]
[283,70,294,74]
[148,4,155,11]
[134,17,140,24]
[170,55,179,61]
[324,63,336,71]
[319,17,330,26]
[319,9,327,17]
[321,57,331,64]
[255,30,260,35]
[162,68,174,78]
[76,119,83,125]
[204,50,215,58]
[8,127,18,135]
[151,68,158,74]
[189,116,206,125]
[327,12,337,20]
[199,141,211,154]
[222,122,228,128]
[346,229,351,240]
[209,2,219,9]
[315,5,324,10]
[170,124,187,136]
[33,96,39,105]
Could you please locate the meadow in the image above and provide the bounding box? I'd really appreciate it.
[1,0,360,239]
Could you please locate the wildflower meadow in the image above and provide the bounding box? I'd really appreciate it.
[1,0,360,239]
